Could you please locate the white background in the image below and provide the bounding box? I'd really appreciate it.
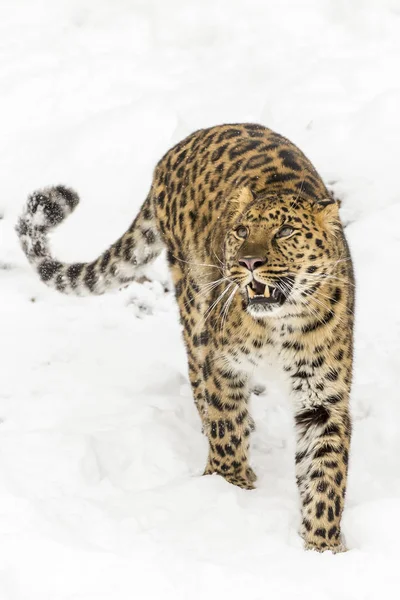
[1,1,400,598]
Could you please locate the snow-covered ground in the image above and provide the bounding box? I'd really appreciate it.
[1,0,400,598]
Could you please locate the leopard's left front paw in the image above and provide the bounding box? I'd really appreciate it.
[303,537,347,554]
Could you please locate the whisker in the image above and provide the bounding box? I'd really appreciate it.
[197,277,230,292]
[195,283,234,332]
[220,286,238,334]
[181,279,229,311]
[294,280,354,321]
[170,255,221,270]
[305,273,355,287]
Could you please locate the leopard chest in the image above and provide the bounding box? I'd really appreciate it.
[220,332,277,376]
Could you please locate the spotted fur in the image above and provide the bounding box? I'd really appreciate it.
[17,123,354,552]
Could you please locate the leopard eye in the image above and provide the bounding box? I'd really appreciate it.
[276,226,295,239]
[235,225,248,239]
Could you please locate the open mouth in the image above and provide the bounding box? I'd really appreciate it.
[246,277,293,307]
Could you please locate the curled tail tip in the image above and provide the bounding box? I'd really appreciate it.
[16,184,80,263]
[17,185,80,235]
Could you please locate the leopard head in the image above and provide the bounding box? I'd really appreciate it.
[222,187,342,318]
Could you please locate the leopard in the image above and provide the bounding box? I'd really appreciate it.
[17,123,354,553]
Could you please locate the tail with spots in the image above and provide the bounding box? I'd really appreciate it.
[16,185,163,295]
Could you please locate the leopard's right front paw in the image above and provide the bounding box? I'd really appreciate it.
[224,466,257,490]
[204,463,257,490]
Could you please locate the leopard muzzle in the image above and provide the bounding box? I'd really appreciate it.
[245,276,295,310]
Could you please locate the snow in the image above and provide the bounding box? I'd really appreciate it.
[1,0,400,597]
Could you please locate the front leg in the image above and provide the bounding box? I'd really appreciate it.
[293,387,351,552]
[199,353,256,490]
[171,264,257,490]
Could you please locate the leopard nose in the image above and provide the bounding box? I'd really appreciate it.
[238,257,267,271]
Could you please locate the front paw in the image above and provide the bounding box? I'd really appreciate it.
[204,463,257,490]
[303,537,347,553]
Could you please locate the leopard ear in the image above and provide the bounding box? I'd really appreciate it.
[230,186,255,208]
[318,198,336,208]
[314,198,340,232]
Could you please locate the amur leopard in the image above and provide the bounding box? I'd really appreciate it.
[17,123,354,553]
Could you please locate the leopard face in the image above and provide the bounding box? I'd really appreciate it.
[222,188,340,318]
